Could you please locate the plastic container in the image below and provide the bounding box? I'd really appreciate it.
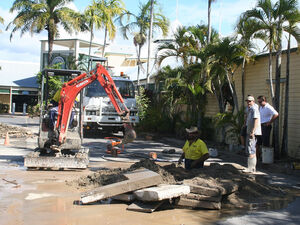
[262,147,274,164]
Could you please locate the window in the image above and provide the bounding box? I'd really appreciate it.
[85,80,135,98]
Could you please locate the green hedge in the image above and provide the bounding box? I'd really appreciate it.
[0,103,9,113]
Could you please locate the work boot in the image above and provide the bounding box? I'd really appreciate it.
[247,155,257,173]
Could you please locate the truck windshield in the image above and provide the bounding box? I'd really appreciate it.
[85,80,135,98]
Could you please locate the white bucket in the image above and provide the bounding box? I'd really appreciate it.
[262,147,274,164]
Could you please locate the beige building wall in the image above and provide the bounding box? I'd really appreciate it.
[105,54,127,68]
[234,50,300,158]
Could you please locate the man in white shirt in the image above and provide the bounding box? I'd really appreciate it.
[245,95,261,173]
[257,96,279,148]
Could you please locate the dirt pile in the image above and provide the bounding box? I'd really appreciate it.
[164,163,288,209]
[0,123,33,138]
[127,159,176,184]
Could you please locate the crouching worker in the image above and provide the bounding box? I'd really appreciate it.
[178,126,209,170]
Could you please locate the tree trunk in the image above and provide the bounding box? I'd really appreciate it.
[47,18,56,67]
[274,23,282,159]
[231,78,239,112]
[47,31,54,66]
[212,81,225,143]
[87,24,94,71]
[146,0,154,89]
[102,27,108,57]
[217,76,225,113]
[268,42,275,105]
[207,0,212,44]
[225,67,238,113]
[241,57,246,107]
[137,43,142,94]
[281,34,290,157]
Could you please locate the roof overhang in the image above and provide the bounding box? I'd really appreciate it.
[40,39,103,49]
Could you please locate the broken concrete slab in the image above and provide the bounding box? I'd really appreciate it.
[183,178,238,197]
[80,168,163,204]
[184,183,221,196]
[176,198,221,210]
[183,193,222,202]
[112,193,135,202]
[134,184,190,201]
[127,201,166,213]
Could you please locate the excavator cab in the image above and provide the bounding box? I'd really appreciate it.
[24,69,89,169]
[38,69,83,151]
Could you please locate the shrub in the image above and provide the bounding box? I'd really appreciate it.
[136,87,150,121]
[214,109,245,145]
[0,103,9,113]
[27,104,40,117]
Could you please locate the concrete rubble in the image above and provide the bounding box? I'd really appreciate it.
[0,123,34,138]
[81,168,163,204]
[73,159,287,212]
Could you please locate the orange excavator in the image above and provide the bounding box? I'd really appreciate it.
[24,64,136,169]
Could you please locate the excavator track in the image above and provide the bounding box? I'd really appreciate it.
[24,148,89,170]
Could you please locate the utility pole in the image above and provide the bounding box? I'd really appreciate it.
[146,0,154,88]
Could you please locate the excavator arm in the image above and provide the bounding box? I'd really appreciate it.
[55,64,136,145]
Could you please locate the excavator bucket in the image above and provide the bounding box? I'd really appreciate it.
[122,124,136,144]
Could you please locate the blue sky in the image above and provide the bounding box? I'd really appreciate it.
[0,0,273,63]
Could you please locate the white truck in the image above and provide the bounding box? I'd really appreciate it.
[83,74,139,134]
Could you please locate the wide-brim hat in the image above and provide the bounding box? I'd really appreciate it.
[245,96,255,101]
[185,126,198,133]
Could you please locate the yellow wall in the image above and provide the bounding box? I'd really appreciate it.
[205,93,219,117]
[233,50,300,158]
[0,94,10,105]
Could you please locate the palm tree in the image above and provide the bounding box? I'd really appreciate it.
[157,26,193,68]
[84,0,105,70]
[235,16,257,106]
[242,0,277,106]
[7,0,85,66]
[272,0,299,158]
[208,0,217,44]
[97,0,126,57]
[280,1,300,156]
[118,0,169,88]
[242,0,300,158]
[211,37,243,113]
[0,16,4,33]
[158,25,219,127]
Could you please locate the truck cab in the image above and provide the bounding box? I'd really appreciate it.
[83,74,139,134]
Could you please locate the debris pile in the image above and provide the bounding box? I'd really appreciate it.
[0,123,33,138]
[69,159,289,212]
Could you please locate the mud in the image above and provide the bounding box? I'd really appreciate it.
[67,168,128,189]
[0,123,34,138]
[69,159,292,210]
